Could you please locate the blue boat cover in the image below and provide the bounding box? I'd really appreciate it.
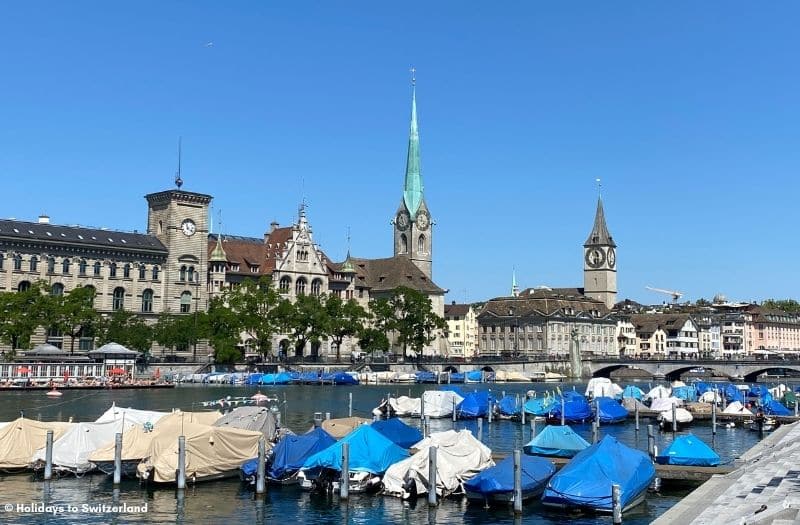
[259,372,293,385]
[333,372,359,385]
[523,425,590,458]
[763,399,791,416]
[548,392,592,423]
[595,397,629,424]
[465,370,486,382]
[246,374,263,385]
[439,385,467,397]
[415,371,437,383]
[458,391,492,418]
[464,454,556,497]
[449,373,465,383]
[655,434,720,467]
[671,386,698,402]
[301,424,409,474]
[694,382,710,395]
[241,427,337,479]
[371,418,423,449]
[542,435,656,512]
[498,395,521,417]
[621,386,643,400]
[524,397,556,416]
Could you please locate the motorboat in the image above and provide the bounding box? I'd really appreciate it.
[496,395,521,419]
[655,433,720,467]
[658,407,694,428]
[523,425,589,458]
[372,396,421,418]
[320,417,371,439]
[241,427,335,485]
[457,391,492,419]
[370,418,423,449]
[411,390,464,419]
[415,371,438,383]
[585,378,622,399]
[31,419,136,475]
[464,454,556,505]
[547,392,593,424]
[0,418,73,472]
[213,406,278,440]
[395,373,417,384]
[594,397,629,424]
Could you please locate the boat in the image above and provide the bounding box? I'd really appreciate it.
[464,454,556,505]
[94,404,169,426]
[320,417,371,439]
[763,400,791,416]
[241,427,336,485]
[523,425,590,458]
[300,424,408,493]
[672,385,698,402]
[649,396,684,412]
[375,396,421,418]
[415,371,438,383]
[644,385,671,401]
[722,401,752,416]
[0,417,74,471]
[541,435,655,514]
[655,434,720,467]
[547,392,593,424]
[658,407,694,428]
[258,372,293,385]
[494,370,531,383]
[411,390,464,419]
[465,370,494,383]
[31,419,136,475]
[323,372,359,386]
[544,372,566,383]
[523,396,557,417]
[595,397,629,424]
[621,385,644,400]
[585,378,623,399]
[46,388,63,397]
[448,372,465,383]
[748,417,778,432]
[395,373,416,384]
[370,418,423,449]
[213,406,278,440]
[383,429,494,499]
[496,395,521,419]
[457,391,492,419]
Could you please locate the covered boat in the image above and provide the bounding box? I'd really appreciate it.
[497,395,521,418]
[672,385,698,402]
[595,397,629,424]
[213,406,278,440]
[722,401,752,415]
[763,399,791,416]
[415,371,437,383]
[31,419,136,475]
[0,418,73,470]
[320,417,370,439]
[645,385,671,401]
[465,370,494,383]
[94,404,168,426]
[371,418,423,449]
[323,372,359,385]
[383,429,494,498]
[524,396,557,417]
[258,372,293,385]
[136,420,263,483]
[659,407,694,427]
[548,392,592,423]
[457,391,492,419]
[542,435,655,513]
[649,397,684,412]
[585,378,622,399]
[523,425,590,458]
[494,370,531,382]
[412,391,465,418]
[241,427,336,485]
[464,454,556,504]
[699,390,722,403]
[448,372,465,383]
[655,434,720,467]
[621,385,644,400]
[376,396,420,417]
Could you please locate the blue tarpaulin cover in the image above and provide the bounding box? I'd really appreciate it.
[542,435,655,512]
[655,434,720,467]
[458,391,492,419]
[764,399,791,416]
[448,373,465,383]
[301,424,408,474]
[259,372,293,385]
[320,372,359,385]
[241,427,336,480]
[621,386,643,400]
[371,418,423,449]
[246,374,263,385]
[671,386,698,402]
[498,395,521,417]
[415,371,437,383]
[464,454,556,497]
[595,397,629,424]
[548,392,593,423]
[524,397,556,416]
[523,425,590,458]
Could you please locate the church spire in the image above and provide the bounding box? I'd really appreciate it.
[511,268,519,297]
[584,196,616,247]
[403,67,423,217]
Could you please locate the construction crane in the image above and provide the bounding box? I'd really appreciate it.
[645,286,684,303]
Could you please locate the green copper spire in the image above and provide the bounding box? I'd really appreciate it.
[403,77,423,217]
[210,234,227,262]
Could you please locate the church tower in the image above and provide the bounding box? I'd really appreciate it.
[583,195,617,309]
[393,71,433,279]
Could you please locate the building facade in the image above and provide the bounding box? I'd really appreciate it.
[444,302,479,358]
[583,197,617,309]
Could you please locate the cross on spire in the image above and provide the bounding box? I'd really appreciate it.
[410,66,416,86]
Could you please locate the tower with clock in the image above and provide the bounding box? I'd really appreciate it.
[583,196,617,309]
[393,71,433,279]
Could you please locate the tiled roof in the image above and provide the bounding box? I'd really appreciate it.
[445,303,471,317]
[630,313,693,334]
[348,256,444,294]
[0,219,167,253]
[480,289,610,318]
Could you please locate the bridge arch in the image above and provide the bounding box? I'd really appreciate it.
[663,366,733,382]
[480,366,495,373]
[743,366,800,383]
[591,364,650,379]
[443,365,459,373]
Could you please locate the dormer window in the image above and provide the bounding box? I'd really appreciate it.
[231,264,240,272]
[250,265,259,273]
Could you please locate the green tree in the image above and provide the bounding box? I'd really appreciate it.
[762,299,800,313]
[388,287,446,358]
[49,286,99,354]
[695,298,712,307]
[97,309,153,353]
[326,296,369,360]
[273,295,330,358]
[205,296,242,364]
[0,281,51,351]
[224,276,279,358]
[357,327,390,356]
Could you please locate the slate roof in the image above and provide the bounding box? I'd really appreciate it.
[0,219,167,254]
[630,314,694,334]
[445,303,471,317]
[348,256,444,294]
[584,197,616,247]
[480,288,611,319]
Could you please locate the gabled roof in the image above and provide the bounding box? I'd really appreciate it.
[445,303,471,317]
[479,288,611,319]
[630,314,696,334]
[0,219,167,254]
[348,256,444,294]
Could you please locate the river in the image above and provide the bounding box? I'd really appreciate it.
[0,382,769,524]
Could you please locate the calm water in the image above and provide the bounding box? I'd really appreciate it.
[0,382,768,524]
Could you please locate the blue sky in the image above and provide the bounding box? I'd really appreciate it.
[1,3,798,305]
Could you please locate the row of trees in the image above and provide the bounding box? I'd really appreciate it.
[0,278,446,364]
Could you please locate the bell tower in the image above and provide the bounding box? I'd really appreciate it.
[393,68,432,279]
[583,193,617,309]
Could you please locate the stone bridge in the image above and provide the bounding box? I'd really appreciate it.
[586,358,800,382]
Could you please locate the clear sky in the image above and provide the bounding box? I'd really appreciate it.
[1,3,798,305]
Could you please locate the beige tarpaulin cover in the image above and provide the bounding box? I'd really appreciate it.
[32,419,137,473]
[136,419,263,483]
[321,417,370,439]
[214,406,277,439]
[383,429,494,497]
[0,417,74,469]
[89,410,222,463]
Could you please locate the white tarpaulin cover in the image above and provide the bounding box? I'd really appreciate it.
[650,397,684,412]
[700,391,722,403]
[722,401,753,416]
[383,430,494,497]
[389,396,421,416]
[32,419,137,473]
[0,418,74,469]
[660,407,693,424]
[645,386,672,400]
[94,404,169,426]
[585,378,623,399]
[412,391,465,418]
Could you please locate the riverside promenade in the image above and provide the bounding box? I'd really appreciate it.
[654,421,800,524]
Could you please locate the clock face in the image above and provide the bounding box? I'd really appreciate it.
[585,247,605,269]
[416,212,430,231]
[607,248,616,269]
[181,219,196,237]
[396,212,410,231]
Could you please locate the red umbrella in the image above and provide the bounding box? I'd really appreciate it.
[16,367,30,374]
[63,370,70,379]
[108,368,126,375]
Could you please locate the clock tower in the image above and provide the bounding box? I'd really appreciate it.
[393,73,433,279]
[583,196,617,309]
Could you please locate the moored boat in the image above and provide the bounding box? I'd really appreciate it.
[658,407,694,428]
[595,397,629,424]
[464,454,556,504]
[655,434,720,467]
[523,425,589,458]
[370,418,423,449]
[241,427,335,485]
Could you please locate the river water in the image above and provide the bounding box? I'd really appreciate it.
[0,382,768,524]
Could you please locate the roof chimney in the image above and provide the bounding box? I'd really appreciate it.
[38,214,50,224]
[270,221,279,233]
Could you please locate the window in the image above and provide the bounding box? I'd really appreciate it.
[400,234,408,254]
[279,276,291,293]
[79,259,87,275]
[83,285,96,307]
[358,289,364,299]
[17,281,30,292]
[46,327,63,349]
[93,261,101,276]
[141,289,154,313]
[123,264,131,278]
[152,266,160,280]
[62,259,70,274]
[187,266,195,282]
[30,256,38,273]
[295,277,307,295]
[47,257,55,274]
[311,279,322,296]
[51,283,64,296]
[0,253,3,270]
[180,291,192,313]
[13,254,22,271]
[112,287,125,311]
[180,265,186,281]
[109,263,117,278]
[138,264,146,279]
[418,235,426,253]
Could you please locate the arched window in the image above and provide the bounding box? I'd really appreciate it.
[93,261,101,276]
[418,234,426,254]
[18,280,31,292]
[138,264,146,279]
[79,259,87,275]
[109,263,117,278]
[141,289,154,313]
[158,220,163,234]
[123,263,131,278]
[180,265,186,281]
[51,283,64,296]
[62,258,71,274]
[29,256,38,273]
[152,266,160,280]
[112,287,125,311]
[295,277,307,296]
[180,291,192,313]
[311,278,323,296]
[47,257,55,274]
[187,266,195,282]
[400,234,408,254]
[279,276,291,293]
[13,254,22,271]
